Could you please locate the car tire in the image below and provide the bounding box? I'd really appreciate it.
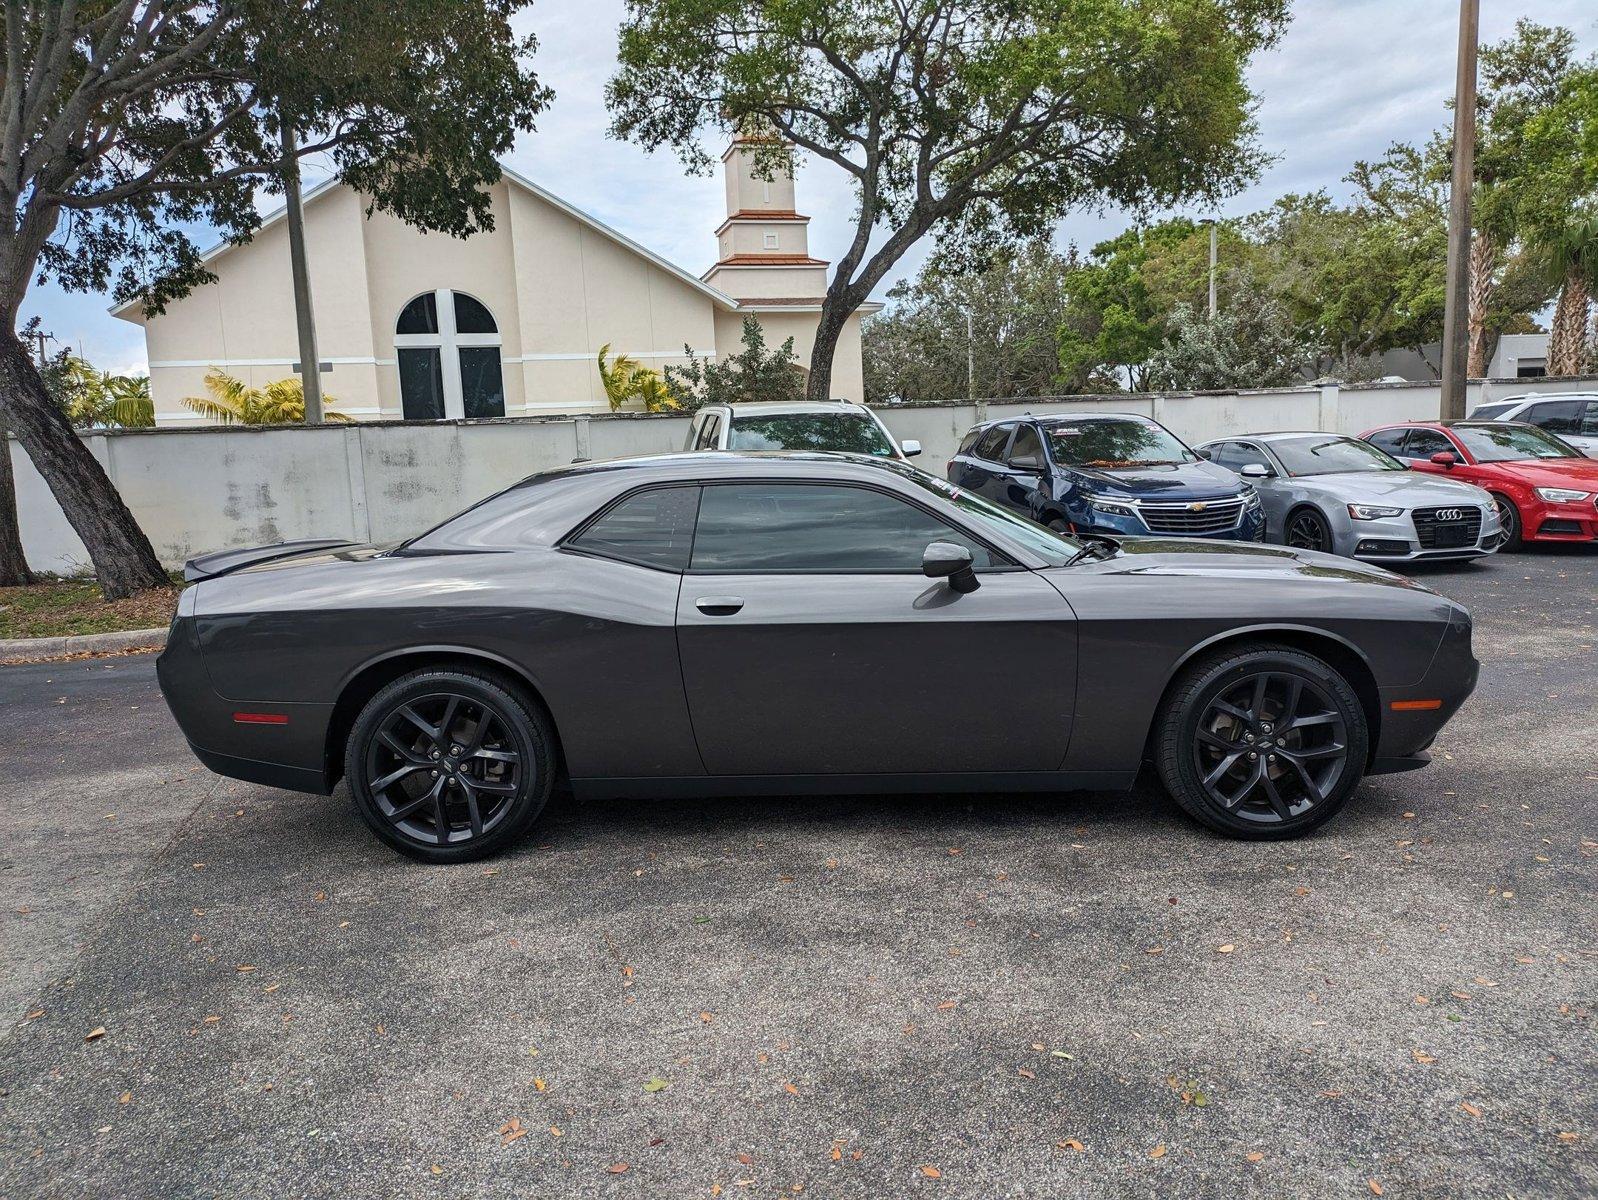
[345,668,555,862]
[1284,507,1332,553]
[1489,493,1522,551]
[1154,643,1369,840]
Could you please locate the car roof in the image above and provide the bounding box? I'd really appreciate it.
[966,410,1158,432]
[704,401,871,417]
[1198,431,1355,444]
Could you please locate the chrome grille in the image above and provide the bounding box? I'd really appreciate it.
[1412,505,1483,549]
[1138,497,1246,535]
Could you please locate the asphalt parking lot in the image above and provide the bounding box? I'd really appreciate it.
[1,548,1594,1200]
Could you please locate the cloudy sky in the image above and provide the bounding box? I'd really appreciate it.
[23,0,1598,376]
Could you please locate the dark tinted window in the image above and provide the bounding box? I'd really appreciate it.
[1584,401,1598,436]
[1467,400,1520,420]
[398,347,445,420]
[452,293,498,334]
[973,424,1011,461]
[396,293,439,335]
[1364,428,1409,456]
[691,483,998,573]
[957,427,984,455]
[694,414,722,450]
[1008,423,1043,463]
[459,347,505,419]
[1402,428,1454,459]
[1525,400,1584,435]
[1269,435,1402,475]
[570,486,700,571]
[1451,423,1577,461]
[1044,418,1196,466]
[1205,441,1249,471]
[727,413,895,457]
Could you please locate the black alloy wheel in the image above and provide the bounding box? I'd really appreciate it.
[1284,508,1332,553]
[1489,494,1522,551]
[347,669,553,861]
[1155,645,1368,839]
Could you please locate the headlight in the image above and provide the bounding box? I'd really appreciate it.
[1241,490,1261,509]
[1535,486,1592,503]
[1348,504,1404,520]
[1088,497,1136,515]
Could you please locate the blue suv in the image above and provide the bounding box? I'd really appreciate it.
[947,412,1266,541]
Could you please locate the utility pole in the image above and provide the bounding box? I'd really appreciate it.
[1207,220,1219,319]
[966,309,975,399]
[1440,0,1480,420]
[280,119,324,424]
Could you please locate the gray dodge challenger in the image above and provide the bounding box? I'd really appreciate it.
[158,453,1479,860]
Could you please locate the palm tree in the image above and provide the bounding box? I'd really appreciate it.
[596,344,680,412]
[59,357,155,428]
[181,370,351,425]
[1544,208,1598,377]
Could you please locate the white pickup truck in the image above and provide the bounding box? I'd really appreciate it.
[683,400,921,460]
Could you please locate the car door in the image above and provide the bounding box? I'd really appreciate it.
[992,422,1050,515]
[1229,440,1288,534]
[965,424,1016,506]
[675,480,1077,776]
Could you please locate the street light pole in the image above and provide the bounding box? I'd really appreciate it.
[1440,0,1480,420]
[1207,220,1219,319]
[280,119,324,424]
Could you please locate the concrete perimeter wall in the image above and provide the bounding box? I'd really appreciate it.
[10,376,1596,575]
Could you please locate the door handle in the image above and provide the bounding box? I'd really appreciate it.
[694,596,745,616]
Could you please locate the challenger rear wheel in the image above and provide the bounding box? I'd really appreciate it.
[346,668,553,862]
[1155,644,1368,839]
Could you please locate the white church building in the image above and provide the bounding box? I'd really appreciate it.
[115,140,877,424]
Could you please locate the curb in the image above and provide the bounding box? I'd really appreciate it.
[0,626,168,664]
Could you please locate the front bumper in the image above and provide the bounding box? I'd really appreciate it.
[1341,505,1500,562]
[1371,606,1479,772]
[1523,496,1598,543]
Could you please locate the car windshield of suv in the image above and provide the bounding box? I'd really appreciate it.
[1451,424,1578,462]
[1044,418,1197,468]
[728,413,897,457]
[1269,435,1404,476]
[894,468,1082,566]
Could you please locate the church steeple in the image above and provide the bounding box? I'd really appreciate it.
[703,136,828,302]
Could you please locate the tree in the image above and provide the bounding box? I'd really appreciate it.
[664,316,805,410]
[1541,208,1598,376]
[597,345,678,412]
[1144,273,1311,390]
[608,0,1288,403]
[0,2,551,597]
[51,358,154,428]
[863,240,1070,403]
[181,370,350,425]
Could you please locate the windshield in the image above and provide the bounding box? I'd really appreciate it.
[896,469,1082,566]
[1467,401,1520,420]
[1045,418,1197,468]
[729,413,897,457]
[1270,435,1404,476]
[1451,424,1578,462]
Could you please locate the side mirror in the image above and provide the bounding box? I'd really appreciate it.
[901,439,922,458]
[1430,451,1457,467]
[1008,452,1043,471]
[922,541,980,594]
[1240,462,1273,479]
[1196,447,1214,460]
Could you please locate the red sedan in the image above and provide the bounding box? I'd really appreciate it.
[1359,420,1598,549]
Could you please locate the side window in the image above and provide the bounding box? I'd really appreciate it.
[568,486,700,572]
[1582,401,1598,436]
[973,424,1012,462]
[1403,428,1453,459]
[1365,428,1410,458]
[1206,441,1244,471]
[695,415,722,450]
[956,427,984,456]
[1233,443,1271,473]
[1007,424,1043,464]
[690,483,1000,574]
[1526,400,1583,435]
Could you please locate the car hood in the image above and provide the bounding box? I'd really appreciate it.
[1485,456,1598,487]
[1074,536,1431,591]
[1067,459,1244,500]
[1290,471,1491,505]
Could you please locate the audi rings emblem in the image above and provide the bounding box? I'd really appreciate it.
[1434,508,1463,521]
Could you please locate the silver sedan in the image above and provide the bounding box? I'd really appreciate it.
[1196,432,1501,563]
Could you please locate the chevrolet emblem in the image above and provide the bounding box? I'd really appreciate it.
[1187,501,1208,513]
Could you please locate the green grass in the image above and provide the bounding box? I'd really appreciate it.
[0,577,182,640]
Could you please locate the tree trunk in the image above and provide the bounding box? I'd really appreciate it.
[804,295,856,403]
[1547,266,1592,377]
[1465,232,1495,378]
[0,414,34,586]
[0,332,168,599]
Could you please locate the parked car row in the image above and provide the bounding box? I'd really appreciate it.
[1467,392,1598,457]
[943,410,1598,561]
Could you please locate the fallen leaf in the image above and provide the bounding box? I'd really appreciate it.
[1557,1132,1579,1144]
[24,1010,43,1021]
[1368,1180,1384,1196]
[84,1027,106,1041]
[700,1011,714,1023]
[1050,1050,1073,1060]
[1294,886,1311,896]
[825,858,838,870]
[643,1077,670,1093]
[1017,1067,1035,1079]
[851,1150,863,1161]
[1145,946,1165,955]
[936,1000,957,1011]
[550,1125,562,1136]
[118,1092,132,1104]
[830,1145,843,1162]
[1216,944,1235,954]
[235,964,256,973]
[1057,1138,1084,1152]
[1412,1050,1436,1064]
[783,1082,800,1096]
[498,1117,526,1147]
[737,1153,753,1165]
[1460,1101,1483,1118]
[919,1165,941,1178]
[533,1077,547,1092]
[608,1162,629,1174]
[1245,1151,1264,1163]
[1149,1144,1167,1159]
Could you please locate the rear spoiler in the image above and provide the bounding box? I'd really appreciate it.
[183,539,358,583]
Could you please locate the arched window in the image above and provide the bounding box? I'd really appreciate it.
[393,290,505,420]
